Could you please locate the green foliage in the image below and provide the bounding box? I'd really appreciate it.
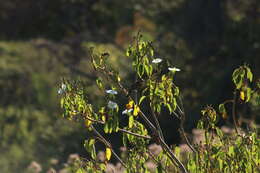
[187,130,260,173]
[1,1,260,172]
[58,35,260,172]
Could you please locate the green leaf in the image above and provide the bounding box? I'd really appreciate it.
[144,65,150,76]
[156,164,163,173]
[122,133,127,146]
[219,104,225,113]
[129,115,134,128]
[76,168,86,173]
[218,103,227,119]
[84,138,96,159]
[138,64,145,77]
[60,97,64,107]
[126,48,131,57]
[216,127,223,138]
[139,96,146,105]
[96,78,103,90]
[104,123,109,133]
[245,66,253,82]
[172,98,177,111]
[245,87,252,102]
[232,67,245,89]
[99,163,106,171]
[228,146,234,156]
[166,103,172,113]
[109,120,113,133]
[197,120,204,129]
[256,93,260,105]
[150,49,154,57]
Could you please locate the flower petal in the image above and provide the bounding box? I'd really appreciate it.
[107,101,118,109]
[168,67,181,72]
[152,58,162,64]
[106,89,118,95]
[122,108,133,114]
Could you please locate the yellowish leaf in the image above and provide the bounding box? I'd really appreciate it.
[133,105,140,116]
[85,119,92,127]
[105,147,112,161]
[101,115,106,122]
[240,91,245,101]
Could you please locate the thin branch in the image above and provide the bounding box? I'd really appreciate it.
[139,110,157,131]
[172,98,196,153]
[147,150,167,172]
[179,127,197,153]
[119,128,151,139]
[84,116,105,124]
[92,57,188,173]
[151,81,165,141]
[91,125,127,168]
[232,90,239,134]
[84,115,151,139]
[158,136,188,173]
[151,111,165,140]
[120,84,188,172]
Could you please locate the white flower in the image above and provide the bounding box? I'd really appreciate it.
[58,83,67,95]
[152,58,162,64]
[168,67,181,72]
[107,101,118,109]
[106,89,118,95]
[61,83,67,90]
[58,88,63,94]
[122,108,133,114]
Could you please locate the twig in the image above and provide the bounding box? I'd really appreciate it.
[151,81,165,141]
[179,126,197,153]
[84,115,151,139]
[147,150,167,172]
[91,125,127,168]
[119,128,151,140]
[92,52,188,173]
[159,136,188,173]
[173,96,196,153]
[232,91,239,134]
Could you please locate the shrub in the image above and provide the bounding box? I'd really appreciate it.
[58,34,260,173]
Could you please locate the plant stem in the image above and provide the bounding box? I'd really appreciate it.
[150,81,165,141]
[179,126,196,153]
[119,128,151,139]
[91,125,127,168]
[232,90,239,134]
[84,115,151,139]
[147,150,167,172]
[100,65,188,173]
[159,135,188,173]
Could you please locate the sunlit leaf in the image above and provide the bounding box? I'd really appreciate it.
[105,147,112,161]
[245,66,253,82]
[76,168,86,173]
[139,96,146,105]
[85,119,92,128]
[133,105,140,116]
[129,115,134,128]
[240,91,245,101]
[219,103,228,119]
[245,87,252,102]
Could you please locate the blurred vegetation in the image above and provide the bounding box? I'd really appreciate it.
[0,0,259,172]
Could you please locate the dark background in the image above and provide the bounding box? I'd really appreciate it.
[0,0,259,172]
